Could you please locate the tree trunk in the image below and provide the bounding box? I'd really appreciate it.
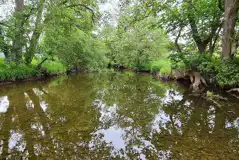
[222,0,239,59]
[11,0,24,63]
[26,0,45,64]
[187,1,222,54]
[187,3,208,54]
[188,14,207,53]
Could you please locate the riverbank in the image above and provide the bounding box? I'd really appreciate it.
[113,63,233,92]
[0,58,66,85]
[0,58,238,94]
[113,55,239,91]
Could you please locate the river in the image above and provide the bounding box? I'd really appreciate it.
[0,71,238,159]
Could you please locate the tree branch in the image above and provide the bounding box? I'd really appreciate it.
[21,7,36,27]
[65,4,95,17]
[175,26,183,52]
[64,3,96,23]
[187,10,205,53]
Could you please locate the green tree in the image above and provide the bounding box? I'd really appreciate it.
[25,0,46,64]
[103,16,168,68]
[0,0,101,66]
[11,0,25,63]
[138,0,223,54]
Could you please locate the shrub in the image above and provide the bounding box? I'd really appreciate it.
[42,59,66,74]
[150,60,171,74]
[170,52,239,87]
[169,52,211,71]
[104,17,168,68]
[197,58,239,87]
[0,58,67,81]
[0,63,40,81]
[214,60,239,87]
[138,60,171,74]
[159,65,172,77]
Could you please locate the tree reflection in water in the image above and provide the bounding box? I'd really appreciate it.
[0,71,238,159]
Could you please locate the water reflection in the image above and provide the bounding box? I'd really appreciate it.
[0,96,9,113]
[0,71,238,159]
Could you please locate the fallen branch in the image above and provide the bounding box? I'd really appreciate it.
[228,93,239,99]
[227,88,239,93]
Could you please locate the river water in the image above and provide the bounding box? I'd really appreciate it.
[0,71,238,159]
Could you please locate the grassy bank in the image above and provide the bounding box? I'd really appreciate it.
[2,53,239,90]
[116,54,239,90]
[0,58,66,82]
[139,60,172,77]
[112,60,174,80]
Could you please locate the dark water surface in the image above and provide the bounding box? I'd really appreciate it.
[0,71,239,160]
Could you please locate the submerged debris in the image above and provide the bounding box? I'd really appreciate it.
[206,91,228,100]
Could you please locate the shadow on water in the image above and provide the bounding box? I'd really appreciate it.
[0,71,238,159]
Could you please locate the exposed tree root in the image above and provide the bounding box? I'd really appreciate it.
[187,71,207,91]
[226,88,239,99]
[228,93,239,99]
[227,88,239,93]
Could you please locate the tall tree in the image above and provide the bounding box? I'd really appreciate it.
[137,0,223,54]
[102,16,169,68]
[25,0,46,64]
[221,0,239,59]
[11,0,24,62]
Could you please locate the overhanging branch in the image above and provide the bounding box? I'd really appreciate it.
[65,3,95,21]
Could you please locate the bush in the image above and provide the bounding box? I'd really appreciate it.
[150,60,171,74]
[170,52,239,87]
[159,65,171,77]
[169,52,211,71]
[0,63,40,81]
[138,60,172,74]
[0,58,67,81]
[42,59,66,74]
[199,59,239,87]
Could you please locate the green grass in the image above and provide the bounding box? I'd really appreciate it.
[0,57,66,81]
[139,60,172,76]
[0,63,40,81]
[42,59,66,74]
[31,58,38,66]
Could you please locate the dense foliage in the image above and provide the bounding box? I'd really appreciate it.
[0,0,109,75]
[102,16,168,69]
[1,0,239,88]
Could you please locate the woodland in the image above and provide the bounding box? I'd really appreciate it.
[1,0,239,89]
